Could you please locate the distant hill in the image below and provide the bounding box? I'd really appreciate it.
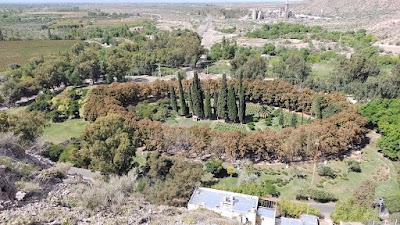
[298,0,400,16]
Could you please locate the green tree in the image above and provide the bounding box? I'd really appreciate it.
[169,85,178,112]
[238,75,246,123]
[205,159,226,178]
[312,96,328,119]
[213,91,218,116]
[187,84,193,114]
[278,111,284,127]
[227,85,238,122]
[191,72,204,118]
[83,114,137,175]
[217,73,228,120]
[290,113,297,128]
[177,73,188,116]
[0,28,4,41]
[204,91,211,119]
[9,111,46,143]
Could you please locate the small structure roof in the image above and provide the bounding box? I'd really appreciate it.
[300,214,319,225]
[280,217,304,225]
[188,187,259,214]
[257,207,276,219]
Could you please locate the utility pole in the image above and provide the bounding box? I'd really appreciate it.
[311,141,319,185]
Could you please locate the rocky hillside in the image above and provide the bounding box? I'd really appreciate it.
[298,0,400,16]
[0,141,239,225]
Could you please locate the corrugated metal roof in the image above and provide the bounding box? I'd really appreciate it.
[188,187,259,214]
[300,214,318,225]
[257,207,276,219]
[281,217,303,225]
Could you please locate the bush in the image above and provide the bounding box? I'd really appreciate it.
[205,159,227,178]
[77,169,138,212]
[296,188,338,203]
[248,122,255,130]
[278,199,321,218]
[331,198,379,223]
[347,160,361,173]
[318,166,337,178]
[265,117,272,126]
[48,144,64,162]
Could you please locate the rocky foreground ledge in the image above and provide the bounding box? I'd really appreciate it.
[0,156,238,225]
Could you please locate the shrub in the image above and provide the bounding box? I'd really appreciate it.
[296,188,338,203]
[248,122,255,130]
[48,144,64,162]
[347,160,361,173]
[318,166,337,178]
[278,199,321,218]
[265,117,272,126]
[331,198,379,223]
[205,159,227,178]
[385,195,400,213]
[77,169,138,212]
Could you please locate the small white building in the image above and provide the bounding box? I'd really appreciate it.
[257,207,276,225]
[188,187,259,225]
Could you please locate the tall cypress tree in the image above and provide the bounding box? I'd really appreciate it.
[204,91,211,119]
[178,73,188,116]
[227,85,238,122]
[188,84,193,114]
[169,85,178,112]
[191,72,204,118]
[238,74,246,124]
[290,113,298,128]
[279,111,285,127]
[217,73,228,120]
[213,91,218,116]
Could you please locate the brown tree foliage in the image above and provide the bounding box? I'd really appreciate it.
[83,79,367,163]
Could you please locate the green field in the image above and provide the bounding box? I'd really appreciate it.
[43,118,87,144]
[0,40,78,71]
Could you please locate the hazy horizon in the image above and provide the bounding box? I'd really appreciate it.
[0,0,290,4]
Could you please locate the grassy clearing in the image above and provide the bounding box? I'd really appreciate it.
[166,116,212,128]
[4,106,27,115]
[207,61,231,74]
[0,40,78,71]
[209,132,399,201]
[43,118,87,144]
[310,61,336,81]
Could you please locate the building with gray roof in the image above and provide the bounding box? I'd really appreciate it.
[188,187,259,225]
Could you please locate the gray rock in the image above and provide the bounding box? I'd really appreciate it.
[15,191,27,201]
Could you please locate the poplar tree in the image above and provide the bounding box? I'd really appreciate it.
[227,85,238,122]
[238,74,246,124]
[213,91,218,116]
[204,91,211,119]
[169,85,177,112]
[217,73,228,120]
[191,72,204,118]
[188,84,193,114]
[178,73,188,116]
[279,111,285,127]
[290,113,297,128]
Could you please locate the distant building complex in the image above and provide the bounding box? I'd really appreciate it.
[188,187,319,225]
[247,0,294,20]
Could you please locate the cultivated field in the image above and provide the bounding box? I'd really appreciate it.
[0,40,78,71]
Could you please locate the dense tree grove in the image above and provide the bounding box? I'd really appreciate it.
[0,29,203,106]
[361,99,400,160]
[82,79,367,164]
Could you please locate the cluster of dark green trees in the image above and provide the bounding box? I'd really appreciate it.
[170,72,246,123]
[1,29,203,106]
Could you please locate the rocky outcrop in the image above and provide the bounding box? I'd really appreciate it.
[0,165,17,203]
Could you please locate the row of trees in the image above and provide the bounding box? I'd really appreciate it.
[79,79,367,174]
[170,72,246,123]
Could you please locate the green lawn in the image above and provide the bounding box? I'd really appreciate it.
[43,118,88,144]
